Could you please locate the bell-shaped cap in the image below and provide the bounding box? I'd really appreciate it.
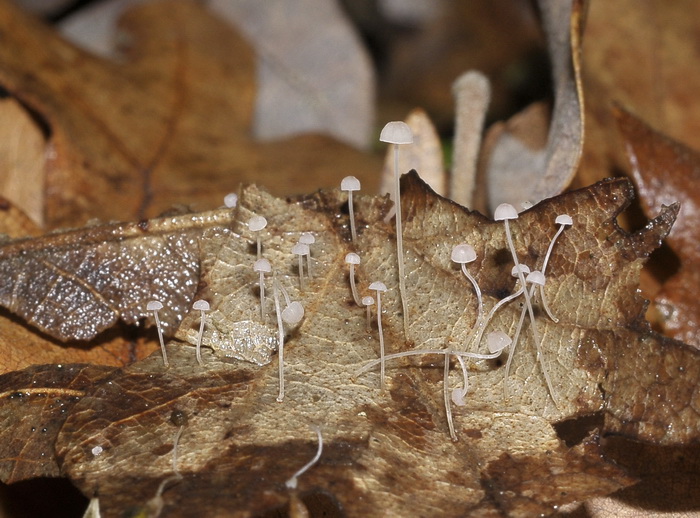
[451,244,476,264]
[341,176,361,191]
[487,331,512,354]
[379,121,413,145]
[299,232,315,245]
[147,300,163,311]
[224,193,238,208]
[193,300,210,311]
[345,252,361,265]
[369,281,387,292]
[292,243,310,256]
[555,214,573,226]
[526,270,546,286]
[282,301,304,326]
[248,215,267,232]
[494,203,518,221]
[253,258,271,273]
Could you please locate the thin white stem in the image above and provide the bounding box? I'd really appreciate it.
[356,348,502,377]
[393,144,409,337]
[365,304,372,331]
[172,425,185,476]
[273,279,285,402]
[376,290,385,389]
[461,263,483,324]
[470,286,524,351]
[444,349,457,441]
[153,310,168,368]
[349,265,362,306]
[541,225,566,274]
[297,255,305,290]
[285,427,323,489]
[195,310,205,366]
[306,252,312,278]
[259,272,266,322]
[256,236,262,260]
[348,191,357,242]
[503,220,557,406]
[539,284,558,323]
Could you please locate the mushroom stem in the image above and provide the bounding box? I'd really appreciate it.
[273,276,286,402]
[285,427,323,489]
[195,310,205,366]
[444,348,457,441]
[348,190,357,242]
[362,296,374,332]
[147,301,168,368]
[369,281,388,389]
[392,143,410,338]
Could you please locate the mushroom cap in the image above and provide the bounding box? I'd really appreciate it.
[299,232,315,245]
[487,331,512,354]
[511,264,531,277]
[361,295,375,306]
[345,252,361,265]
[555,214,573,226]
[282,301,304,326]
[292,243,310,256]
[369,281,387,292]
[224,193,238,208]
[253,258,271,273]
[451,244,476,264]
[526,270,546,286]
[494,203,518,221]
[379,121,413,145]
[248,215,267,232]
[147,300,163,311]
[340,176,361,191]
[193,299,210,311]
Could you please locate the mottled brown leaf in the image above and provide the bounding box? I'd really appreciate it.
[0,174,693,517]
[0,0,381,229]
[0,363,115,483]
[615,105,700,348]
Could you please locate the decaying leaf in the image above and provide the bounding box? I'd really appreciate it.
[0,173,694,517]
[0,0,381,229]
[480,0,584,212]
[615,105,700,348]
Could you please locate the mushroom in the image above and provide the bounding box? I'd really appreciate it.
[345,252,362,306]
[538,214,573,323]
[192,299,210,366]
[253,258,271,321]
[291,242,310,290]
[341,176,361,242]
[272,276,305,402]
[380,121,413,337]
[147,300,168,368]
[224,192,238,208]
[248,215,267,259]
[451,244,483,323]
[299,232,316,277]
[362,295,374,332]
[285,427,323,490]
[369,281,388,388]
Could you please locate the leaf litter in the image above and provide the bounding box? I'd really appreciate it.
[0,172,695,517]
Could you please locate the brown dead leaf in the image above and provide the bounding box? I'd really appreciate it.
[0,173,694,517]
[579,0,700,188]
[0,0,381,229]
[481,0,584,212]
[614,105,700,348]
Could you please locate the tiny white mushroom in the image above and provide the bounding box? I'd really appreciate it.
[369,281,388,389]
[224,192,238,208]
[253,258,271,321]
[272,276,286,402]
[299,232,316,277]
[247,215,268,259]
[340,176,361,242]
[291,242,310,290]
[285,427,323,490]
[380,121,413,338]
[345,252,362,306]
[451,244,483,322]
[192,299,210,366]
[362,295,374,331]
[147,300,168,368]
[538,214,573,323]
[487,330,512,354]
[282,301,305,327]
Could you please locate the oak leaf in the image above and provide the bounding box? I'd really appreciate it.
[0,173,695,517]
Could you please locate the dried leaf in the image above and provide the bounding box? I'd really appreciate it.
[0,174,693,517]
[0,0,381,229]
[579,0,700,188]
[615,105,700,348]
[482,0,584,211]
